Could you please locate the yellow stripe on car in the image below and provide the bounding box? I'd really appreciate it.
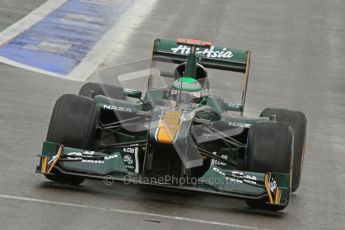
[47,145,64,173]
[41,157,48,173]
[264,174,274,204]
[275,187,282,204]
[157,111,180,144]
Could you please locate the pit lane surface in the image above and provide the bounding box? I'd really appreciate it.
[0,0,345,229]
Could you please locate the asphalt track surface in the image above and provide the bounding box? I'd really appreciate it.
[0,0,345,229]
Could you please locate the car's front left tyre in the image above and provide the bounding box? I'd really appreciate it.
[260,108,307,192]
[245,121,293,211]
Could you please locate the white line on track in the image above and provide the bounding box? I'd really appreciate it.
[0,56,66,79]
[0,0,67,79]
[0,194,259,230]
[69,0,159,81]
[0,0,67,44]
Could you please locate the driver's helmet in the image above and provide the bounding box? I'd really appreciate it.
[170,77,203,103]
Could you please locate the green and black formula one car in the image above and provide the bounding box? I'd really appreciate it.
[36,38,307,211]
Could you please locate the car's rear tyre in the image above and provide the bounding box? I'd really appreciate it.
[245,121,293,211]
[260,108,306,192]
[45,94,99,185]
[79,82,126,99]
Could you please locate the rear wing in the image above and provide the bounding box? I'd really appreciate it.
[152,38,251,113]
[152,38,250,73]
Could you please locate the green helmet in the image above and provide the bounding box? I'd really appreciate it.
[170,77,202,103]
[171,77,202,91]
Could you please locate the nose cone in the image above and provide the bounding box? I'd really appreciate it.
[149,108,203,169]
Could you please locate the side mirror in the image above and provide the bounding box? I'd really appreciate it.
[223,103,244,112]
[123,89,142,99]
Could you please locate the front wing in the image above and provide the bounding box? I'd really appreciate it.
[36,142,290,207]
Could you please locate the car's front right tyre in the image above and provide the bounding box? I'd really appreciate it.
[45,94,99,185]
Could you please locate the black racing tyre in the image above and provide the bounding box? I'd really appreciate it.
[260,108,307,192]
[245,121,293,211]
[45,94,99,185]
[79,82,126,99]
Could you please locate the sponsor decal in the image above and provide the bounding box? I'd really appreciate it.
[269,176,278,192]
[213,154,228,166]
[228,122,251,128]
[66,151,117,164]
[193,92,201,98]
[82,154,117,164]
[67,152,83,157]
[226,177,243,184]
[213,167,225,176]
[229,171,257,184]
[171,45,234,59]
[48,155,57,165]
[123,147,135,154]
[243,175,257,185]
[243,179,256,185]
[122,146,137,171]
[82,151,95,155]
[231,171,244,176]
[81,159,104,164]
[244,174,257,181]
[104,154,118,161]
[103,104,132,112]
[123,154,134,165]
[66,151,83,160]
[66,151,94,160]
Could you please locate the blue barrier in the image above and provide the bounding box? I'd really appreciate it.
[0,0,134,76]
